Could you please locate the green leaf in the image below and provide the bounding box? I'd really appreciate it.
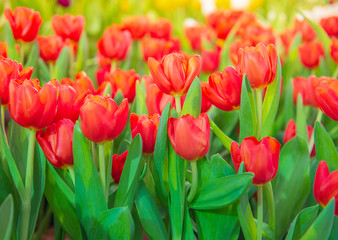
[0,194,14,240]
[0,166,16,205]
[181,77,202,117]
[75,32,88,73]
[153,102,170,205]
[135,80,148,115]
[239,75,256,142]
[183,202,195,240]
[273,136,310,239]
[300,200,335,240]
[5,22,20,61]
[114,134,143,210]
[135,182,168,240]
[38,59,51,85]
[261,56,282,137]
[190,173,253,210]
[25,41,40,78]
[286,205,319,240]
[296,95,308,142]
[44,162,82,240]
[314,122,338,171]
[52,47,70,80]
[73,122,107,234]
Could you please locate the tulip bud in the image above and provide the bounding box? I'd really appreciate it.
[231,136,281,185]
[121,15,149,40]
[299,41,324,69]
[315,78,338,121]
[111,150,128,183]
[52,14,85,42]
[37,35,65,62]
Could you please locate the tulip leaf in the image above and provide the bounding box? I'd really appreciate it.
[153,102,170,206]
[239,75,257,142]
[300,199,335,240]
[285,204,319,240]
[190,173,253,210]
[261,56,282,137]
[75,32,88,73]
[182,77,202,118]
[314,122,338,171]
[38,59,51,85]
[183,201,195,240]
[135,80,148,115]
[73,122,107,235]
[296,95,308,142]
[273,136,310,239]
[0,194,14,240]
[53,47,70,80]
[25,41,39,78]
[114,134,143,210]
[44,162,82,240]
[5,22,20,62]
[135,181,169,240]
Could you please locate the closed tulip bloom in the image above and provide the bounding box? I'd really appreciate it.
[320,16,338,37]
[130,113,161,154]
[231,136,281,185]
[202,67,242,111]
[9,79,58,130]
[331,37,338,63]
[36,119,74,168]
[299,41,324,69]
[111,150,128,183]
[0,57,33,106]
[236,43,277,89]
[149,18,172,40]
[201,47,221,73]
[314,161,338,216]
[315,78,338,121]
[141,37,175,62]
[80,95,129,143]
[121,15,149,40]
[292,76,320,107]
[97,25,132,61]
[4,7,42,42]
[37,35,65,62]
[168,113,210,161]
[229,39,253,65]
[294,19,316,42]
[52,14,85,42]
[61,71,95,96]
[148,53,201,96]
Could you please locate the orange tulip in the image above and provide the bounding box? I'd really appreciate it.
[52,14,85,42]
[0,42,8,58]
[299,41,324,69]
[37,35,65,62]
[121,15,149,40]
[315,78,338,121]
[111,150,128,183]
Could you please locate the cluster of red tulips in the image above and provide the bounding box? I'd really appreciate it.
[0,4,337,240]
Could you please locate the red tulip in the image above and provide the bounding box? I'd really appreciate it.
[111,150,128,183]
[236,43,277,89]
[52,14,85,42]
[36,119,74,168]
[294,19,316,42]
[229,39,253,65]
[4,7,42,42]
[299,41,324,69]
[292,76,320,107]
[315,78,338,121]
[168,113,210,161]
[9,79,58,130]
[79,95,129,143]
[231,136,281,185]
[184,25,216,52]
[201,47,221,73]
[148,53,201,96]
[61,71,95,96]
[0,42,7,58]
[121,15,149,40]
[314,161,338,216]
[149,18,172,40]
[141,37,175,62]
[331,37,338,63]
[130,113,161,154]
[97,24,132,61]
[320,16,338,37]
[239,25,276,46]
[0,57,33,106]
[37,35,65,62]
[280,28,297,56]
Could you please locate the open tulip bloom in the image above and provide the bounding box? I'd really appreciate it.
[1,3,338,240]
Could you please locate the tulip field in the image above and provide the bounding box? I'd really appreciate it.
[0,0,338,239]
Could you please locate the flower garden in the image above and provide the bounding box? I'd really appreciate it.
[0,0,337,239]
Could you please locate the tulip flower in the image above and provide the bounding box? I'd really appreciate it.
[149,18,172,40]
[4,7,42,42]
[229,39,253,65]
[57,0,71,7]
[0,42,7,58]
[299,41,324,69]
[52,14,85,42]
[168,113,210,161]
[141,37,175,62]
[121,15,149,40]
[231,136,281,185]
[201,47,221,73]
[294,19,316,42]
[97,24,132,61]
[148,53,201,96]
[202,67,242,111]
[79,95,129,143]
[236,43,277,89]
[111,150,128,183]
[315,78,338,121]
[314,161,338,216]
[36,119,74,168]
[280,28,297,56]
[8,79,58,130]
[184,25,216,52]
[320,16,338,37]
[292,76,320,107]
[37,35,65,62]
[61,71,95,96]
[0,57,33,106]
[130,113,160,154]
[331,37,338,63]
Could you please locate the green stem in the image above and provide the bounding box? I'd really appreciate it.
[69,46,75,79]
[308,110,323,152]
[255,89,263,140]
[175,96,182,117]
[328,124,338,136]
[110,60,117,73]
[257,186,263,240]
[209,118,234,151]
[99,143,107,203]
[20,130,36,240]
[264,182,275,240]
[187,161,198,202]
[0,106,10,177]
